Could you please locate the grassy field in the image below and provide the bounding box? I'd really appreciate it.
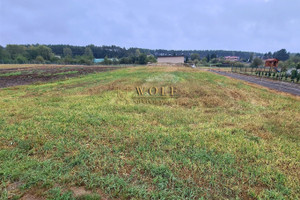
[0,66,299,199]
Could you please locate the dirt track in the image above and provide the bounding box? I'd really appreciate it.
[210,70,300,96]
[0,66,121,88]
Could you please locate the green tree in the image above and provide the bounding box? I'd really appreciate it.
[76,56,93,65]
[120,57,130,64]
[278,61,288,72]
[201,57,207,63]
[50,56,60,63]
[193,59,200,65]
[135,49,141,57]
[210,53,217,59]
[35,55,45,63]
[185,56,189,63]
[37,45,53,60]
[146,55,157,63]
[112,58,119,65]
[211,58,219,64]
[206,54,210,62]
[249,53,254,62]
[0,46,4,60]
[273,49,289,61]
[63,56,73,64]
[0,46,11,62]
[234,62,245,68]
[103,56,112,65]
[16,55,28,64]
[130,55,137,64]
[84,47,94,59]
[26,46,39,60]
[63,47,72,57]
[6,45,26,59]
[191,53,200,61]
[297,71,300,82]
[291,69,297,82]
[251,57,263,67]
[138,53,147,64]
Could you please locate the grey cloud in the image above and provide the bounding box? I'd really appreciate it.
[0,0,299,52]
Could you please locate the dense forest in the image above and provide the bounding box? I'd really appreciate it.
[44,45,265,60]
[0,44,294,66]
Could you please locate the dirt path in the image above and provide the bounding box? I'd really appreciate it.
[0,66,122,88]
[210,70,300,96]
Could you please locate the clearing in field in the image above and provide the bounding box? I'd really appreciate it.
[0,66,299,199]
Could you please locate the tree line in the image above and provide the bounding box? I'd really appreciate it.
[0,44,293,66]
[0,44,155,65]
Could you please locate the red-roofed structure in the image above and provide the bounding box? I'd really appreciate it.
[265,58,279,68]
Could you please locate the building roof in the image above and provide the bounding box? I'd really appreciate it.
[224,56,239,58]
[265,58,279,61]
[94,58,104,63]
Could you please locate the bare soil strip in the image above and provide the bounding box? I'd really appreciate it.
[210,70,300,96]
[0,66,122,88]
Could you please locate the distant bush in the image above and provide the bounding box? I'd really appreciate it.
[16,55,28,64]
[234,62,245,68]
[35,55,45,64]
[251,57,263,67]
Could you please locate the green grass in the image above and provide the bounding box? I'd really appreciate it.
[0,71,22,77]
[53,71,79,76]
[0,66,299,199]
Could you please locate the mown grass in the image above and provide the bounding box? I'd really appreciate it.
[0,66,299,199]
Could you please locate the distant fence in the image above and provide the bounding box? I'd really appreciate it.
[231,66,300,83]
[200,63,232,67]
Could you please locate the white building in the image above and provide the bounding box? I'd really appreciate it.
[157,56,185,64]
[224,56,239,61]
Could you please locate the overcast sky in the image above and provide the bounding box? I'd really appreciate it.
[0,0,299,53]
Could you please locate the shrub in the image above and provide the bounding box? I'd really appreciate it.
[35,55,45,64]
[291,70,297,82]
[16,55,28,64]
